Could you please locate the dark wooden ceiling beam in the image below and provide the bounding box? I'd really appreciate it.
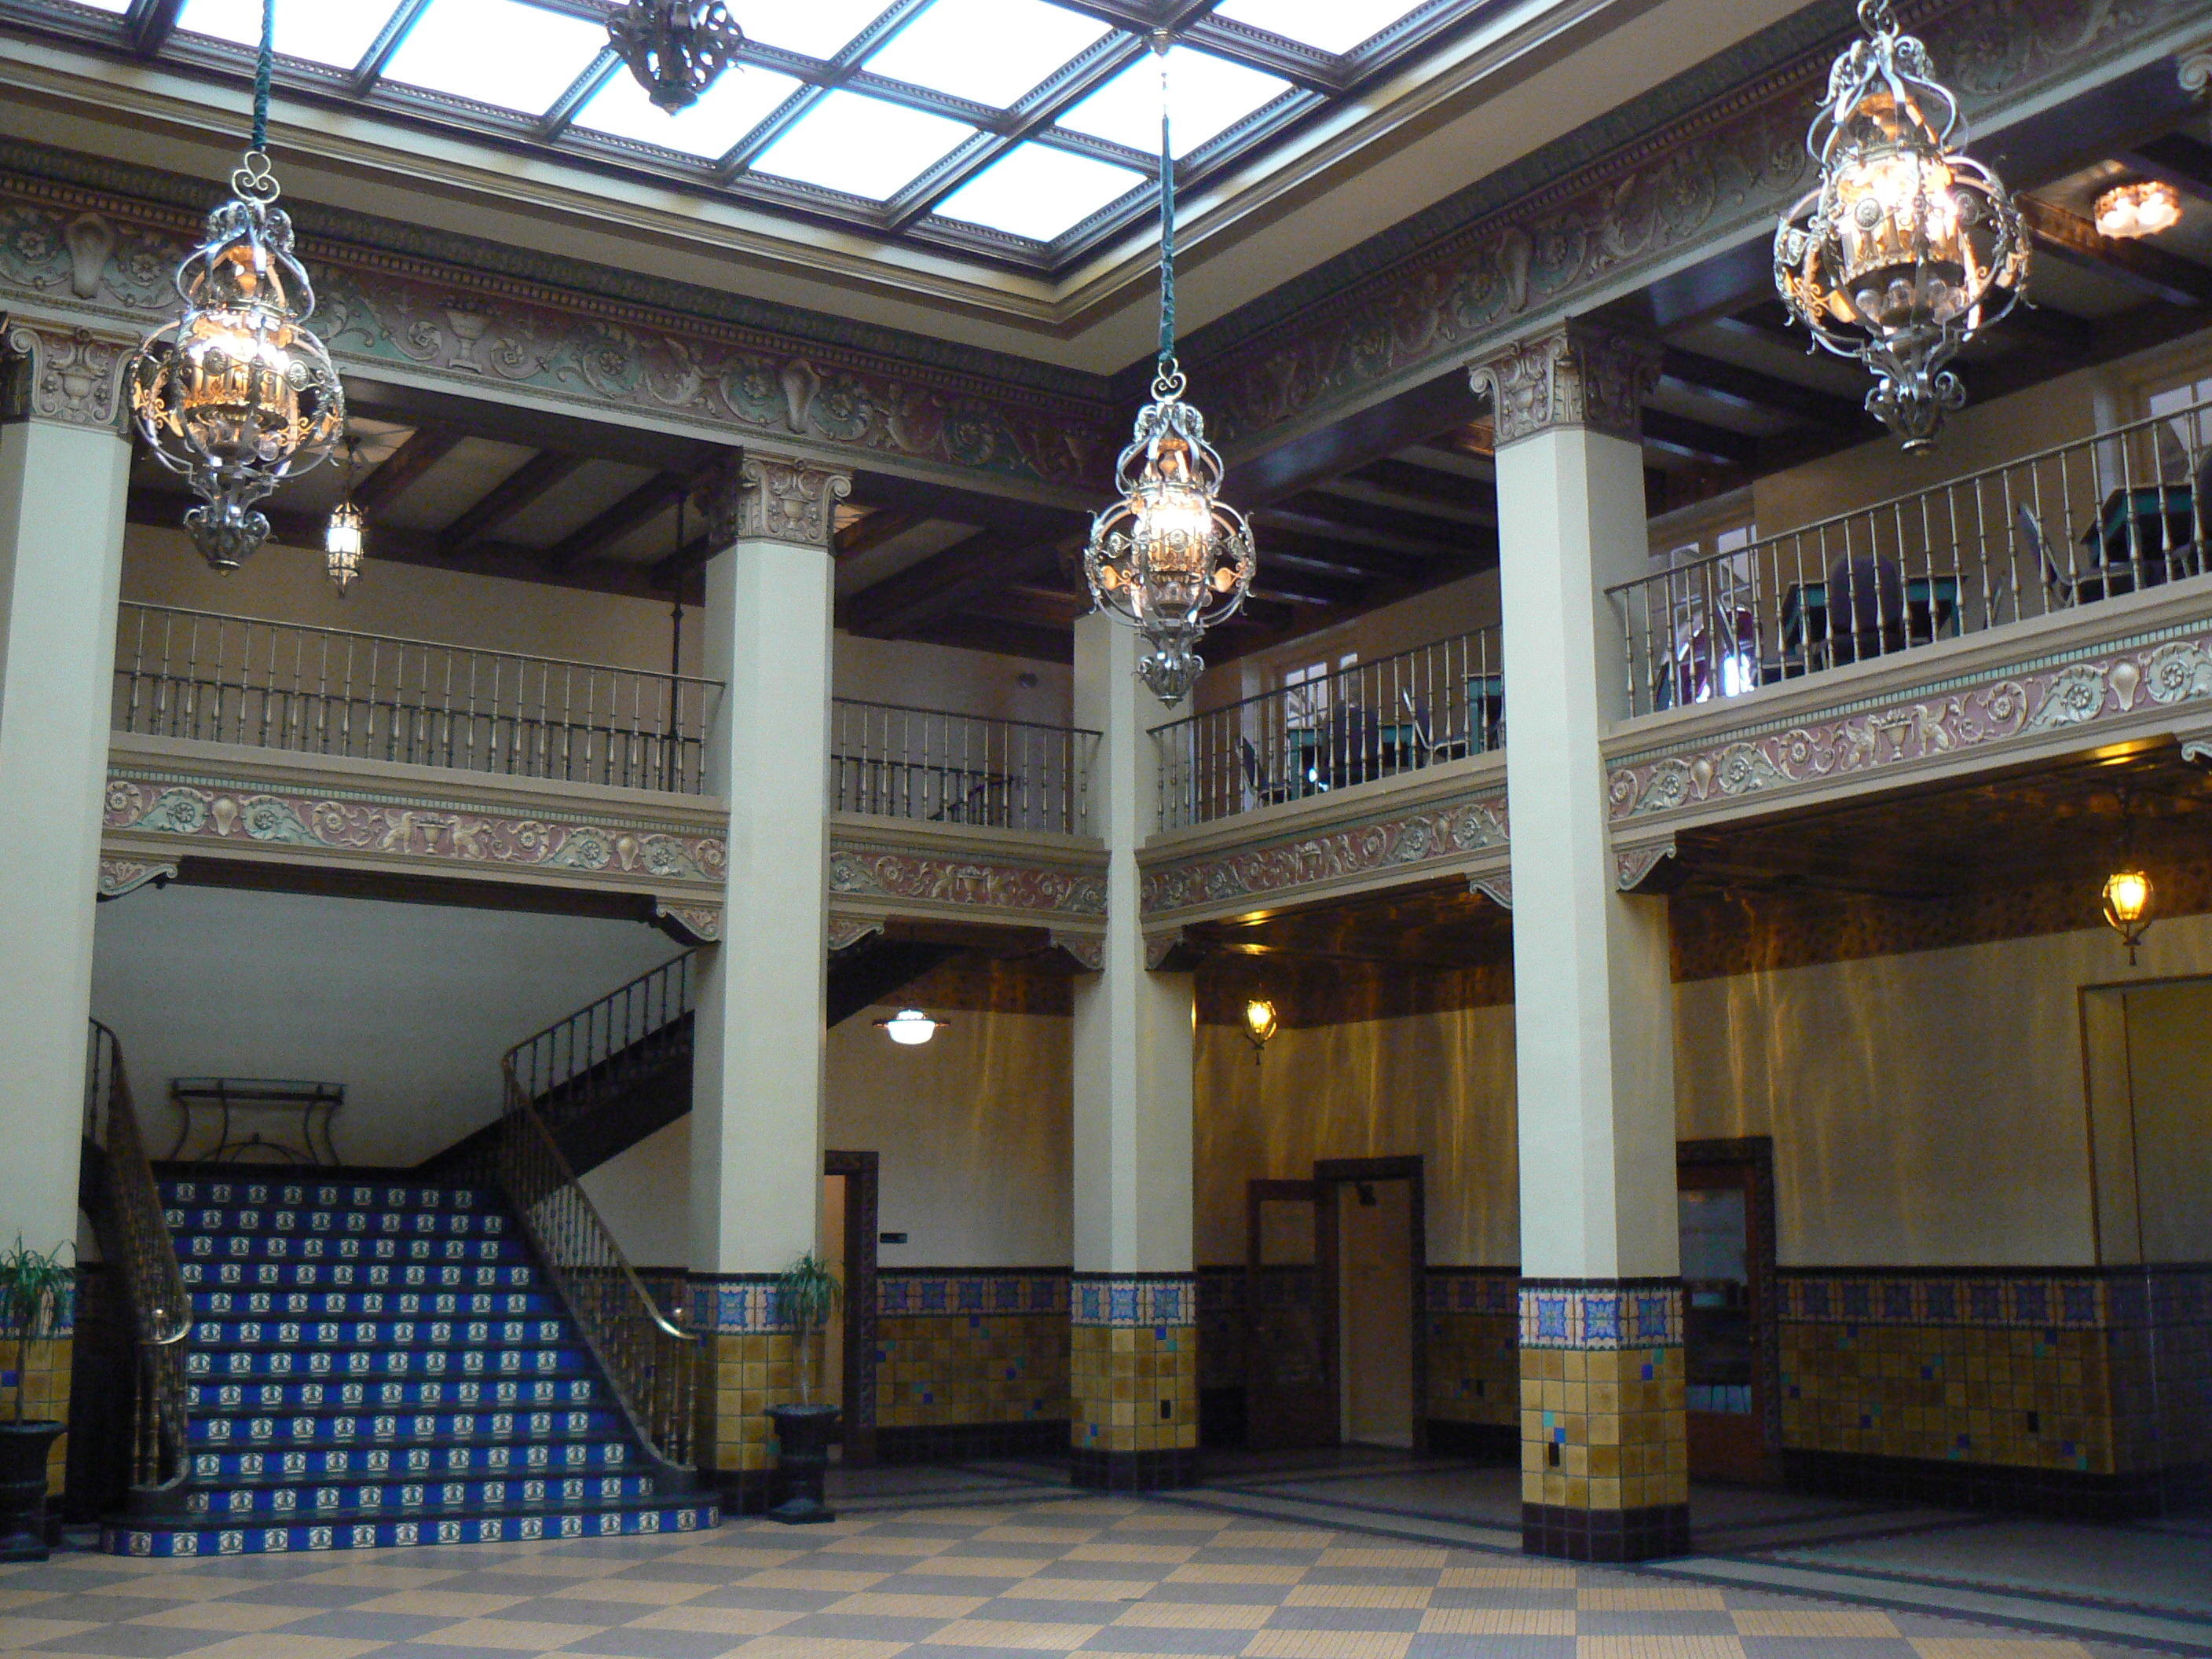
[1658,346,1864,434]
[2119,134,2212,202]
[836,509,925,558]
[438,451,586,557]
[1640,408,1762,469]
[1335,458,1494,520]
[2019,196,2212,309]
[544,471,687,573]
[349,429,460,513]
[837,502,1089,636]
[1274,491,1491,558]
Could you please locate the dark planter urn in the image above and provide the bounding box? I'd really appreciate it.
[0,1422,64,1562]
[766,1403,839,1525]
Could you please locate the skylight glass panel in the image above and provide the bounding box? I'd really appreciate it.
[935,143,1142,240]
[176,0,404,69]
[750,90,975,200]
[1055,46,1289,158]
[383,0,608,114]
[723,0,892,63]
[861,0,1110,109]
[576,60,801,156]
[1212,0,1432,55]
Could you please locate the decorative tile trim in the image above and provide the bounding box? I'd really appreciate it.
[1141,794,1507,921]
[102,1503,714,1556]
[1425,1267,1520,1317]
[1779,1269,2115,1331]
[1518,1278,1683,1350]
[1071,1273,1198,1330]
[877,1270,1069,1318]
[828,847,1106,920]
[685,1273,784,1335]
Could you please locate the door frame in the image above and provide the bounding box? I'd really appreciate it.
[1243,1178,1339,1450]
[826,1148,879,1466]
[1313,1155,1428,1456]
[1677,1137,1779,1485]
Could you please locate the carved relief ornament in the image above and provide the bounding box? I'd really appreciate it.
[1,321,133,432]
[1467,324,1661,448]
[692,452,853,551]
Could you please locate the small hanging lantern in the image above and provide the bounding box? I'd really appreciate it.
[1242,998,1278,1053]
[1772,0,2027,450]
[609,0,746,114]
[875,1009,946,1046]
[326,437,364,595]
[2101,786,2153,965]
[129,0,345,571]
[1082,36,1255,707]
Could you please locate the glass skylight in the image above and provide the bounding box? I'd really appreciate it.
[722,0,894,63]
[934,144,1144,240]
[862,0,1111,109]
[1055,45,1290,157]
[1213,0,1434,55]
[750,90,976,200]
[383,0,608,114]
[576,60,801,156]
[176,0,404,70]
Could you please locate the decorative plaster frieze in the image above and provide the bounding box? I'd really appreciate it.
[1141,793,1508,921]
[1608,618,2212,826]
[97,855,176,899]
[1468,324,1661,448]
[1048,928,1104,972]
[1468,871,1513,912]
[694,452,852,551]
[827,843,1107,920]
[1615,838,1676,892]
[1,319,132,430]
[653,899,722,943]
[1142,928,1184,972]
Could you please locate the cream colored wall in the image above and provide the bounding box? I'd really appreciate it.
[1192,1008,1520,1268]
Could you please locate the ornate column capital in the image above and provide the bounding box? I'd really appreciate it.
[1467,321,1661,448]
[1,320,136,434]
[691,450,853,551]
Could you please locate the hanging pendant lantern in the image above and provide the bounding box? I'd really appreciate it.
[130,0,345,572]
[1082,37,1255,708]
[1772,0,2027,450]
[609,0,747,113]
[326,437,364,595]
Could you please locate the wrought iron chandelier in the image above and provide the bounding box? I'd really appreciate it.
[609,0,746,114]
[1772,0,2027,450]
[1082,36,1255,708]
[326,437,364,595]
[130,0,344,571]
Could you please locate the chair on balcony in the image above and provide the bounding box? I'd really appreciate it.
[1239,737,1298,808]
[1823,553,1906,665]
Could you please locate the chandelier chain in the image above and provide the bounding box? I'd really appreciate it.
[1155,31,1175,372]
[251,0,273,152]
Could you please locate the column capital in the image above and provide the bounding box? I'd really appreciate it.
[1467,321,1661,449]
[1,320,136,434]
[691,450,853,551]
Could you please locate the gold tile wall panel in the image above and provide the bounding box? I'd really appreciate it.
[1428,1313,1518,1426]
[876,1313,1071,1429]
[700,1332,798,1476]
[1,1336,72,1496]
[1518,1345,1686,1513]
[1071,1323,1199,1456]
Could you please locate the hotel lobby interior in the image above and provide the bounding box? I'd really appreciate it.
[0,0,2208,1653]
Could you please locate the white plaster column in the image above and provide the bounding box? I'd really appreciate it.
[0,323,134,1257]
[1068,610,1197,1489]
[1470,322,1686,1561]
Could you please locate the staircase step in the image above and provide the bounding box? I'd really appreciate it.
[185,1471,661,1517]
[189,1411,632,1448]
[104,1495,718,1558]
[188,1377,600,1415]
[181,1262,536,1290]
[193,1289,558,1319]
[189,1346,591,1380]
[192,1317,570,1349]
[174,1235,528,1265]
[161,1180,486,1214]
[166,1206,507,1239]
[185,1423,621,1480]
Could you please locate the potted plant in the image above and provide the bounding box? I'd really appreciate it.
[764,1250,841,1525]
[0,1239,71,1562]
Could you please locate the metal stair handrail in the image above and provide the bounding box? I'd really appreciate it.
[84,1021,191,1496]
[508,952,697,1115]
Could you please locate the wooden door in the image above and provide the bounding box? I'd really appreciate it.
[1244,1180,1339,1449]
[1678,1159,1770,1483]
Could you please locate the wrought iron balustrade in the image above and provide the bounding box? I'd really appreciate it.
[507,953,696,1125]
[84,1021,191,1501]
[830,698,1097,835]
[1150,627,1505,830]
[1609,390,2212,717]
[113,604,723,795]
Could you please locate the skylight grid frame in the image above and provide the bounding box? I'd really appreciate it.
[1,0,1522,274]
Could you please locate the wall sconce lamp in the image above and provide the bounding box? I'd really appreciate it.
[1243,998,1278,1053]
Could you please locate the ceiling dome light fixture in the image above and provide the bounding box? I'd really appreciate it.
[875,1009,946,1047]
[130,0,344,573]
[1773,0,2027,451]
[2094,180,2181,240]
[609,0,747,114]
[1082,34,1256,708]
[325,435,364,595]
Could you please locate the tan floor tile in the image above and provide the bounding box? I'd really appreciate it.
[1166,1564,1306,1585]
[86,1575,268,1602]
[1910,1643,2095,1659]
[974,1526,1101,1545]
[0,1616,101,1647]
[352,1589,529,1617]
[1577,1638,1746,1659]
[742,1567,890,1592]
[1242,1632,1414,1659]
[1112,1600,1276,1629]
[1580,1590,1728,1611]
[1064,1542,1199,1564]
[296,1563,465,1589]
[1439,1567,1577,1588]
[823,1592,991,1619]
[1111,1513,1229,1532]
[124,1601,318,1632]
[627,1605,806,1635]
[1735,1611,1901,1638]
[909,1557,1057,1578]
[661,1546,808,1569]
[1315,1548,1447,1569]
[1286,1585,1431,1609]
[1052,1500,1144,1516]
[922,1617,1106,1649]
[482,1554,643,1579]
[826,1536,958,1558]
[548,1577,713,1606]
[899,1508,1018,1527]
[731,1636,912,1659]
[1215,1529,1336,1551]
[0,1588,61,1610]
[407,1615,609,1650]
[167,1636,393,1659]
[1423,1610,1577,1635]
[999,1577,1153,1603]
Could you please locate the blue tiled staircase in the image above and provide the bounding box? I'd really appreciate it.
[102,1171,716,1558]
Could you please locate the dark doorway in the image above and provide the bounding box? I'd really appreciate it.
[826,1149,879,1466]
[1679,1139,1779,1485]
[1243,1180,1336,1449]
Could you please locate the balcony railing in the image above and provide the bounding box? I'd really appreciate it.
[830,698,1097,836]
[1609,391,2212,717]
[1151,627,1505,831]
[112,603,723,795]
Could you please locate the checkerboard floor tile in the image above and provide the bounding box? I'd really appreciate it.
[0,1496,2199,1659]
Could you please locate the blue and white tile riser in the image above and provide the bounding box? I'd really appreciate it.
[104,1174,716,1558]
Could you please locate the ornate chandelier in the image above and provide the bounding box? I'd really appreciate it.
[609,0,746,113]
[130,0,344,571]
[1083,37,1255,708]
[1772,0,2027,450]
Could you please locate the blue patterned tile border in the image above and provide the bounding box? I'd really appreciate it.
[101,1501,714,1557]
[684,1273,782,1335]
[1425,1268,1518,1317]
[877,1271,1068,1318]
[1778,1272,2111,1330]
[1518,1279,1683,1350]
[1071,1273,1197,1330]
